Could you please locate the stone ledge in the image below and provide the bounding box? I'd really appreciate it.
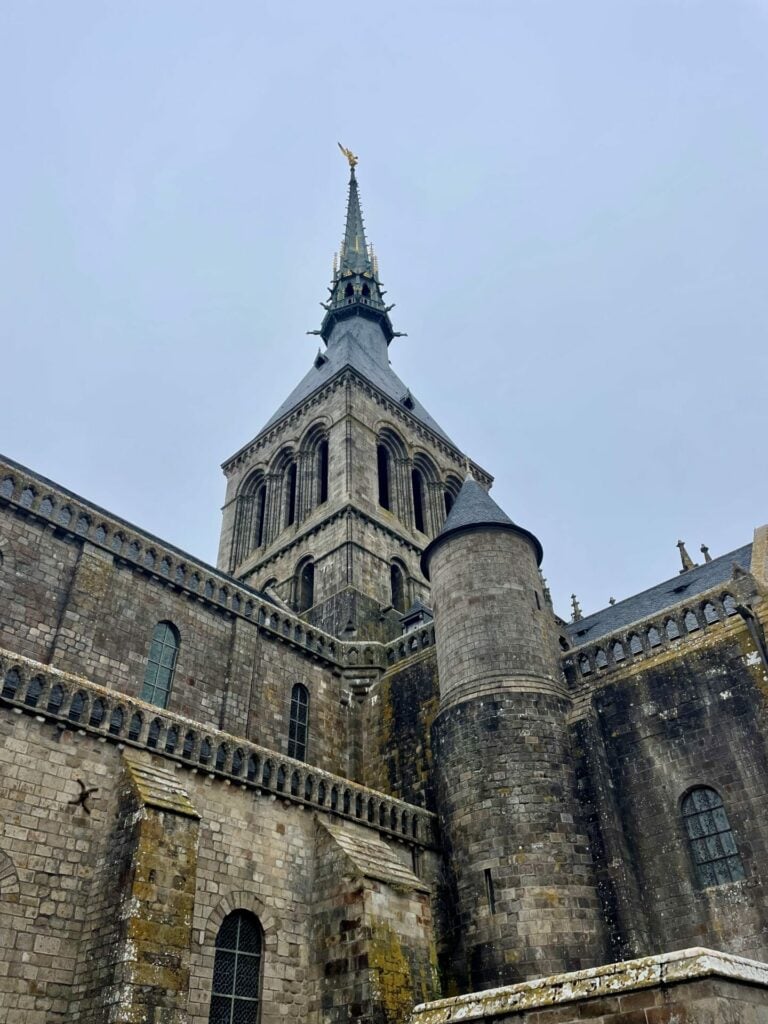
[409,948,768,1022]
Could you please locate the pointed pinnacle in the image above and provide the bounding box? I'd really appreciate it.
[677,539,696,573]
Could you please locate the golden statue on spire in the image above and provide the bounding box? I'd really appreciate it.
[337,142,358,168]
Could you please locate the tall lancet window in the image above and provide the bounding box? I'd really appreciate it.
[377,445,390,510]
[318,439,329,504]
[285,462,297,527]
[288,684,309,761]
[411,468,425,533]
[296,559,315,614]
[209,911,263,1024]
[254,484,267,548]
[390,562,407,614]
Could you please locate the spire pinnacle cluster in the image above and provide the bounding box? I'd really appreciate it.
[319,147,398,345]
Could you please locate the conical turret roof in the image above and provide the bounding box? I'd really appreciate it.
[421,476,543,577]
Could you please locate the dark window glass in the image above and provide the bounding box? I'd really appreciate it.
[25,676,44,708]
[147,718,162,748]
[411,469,425,533]
[682,787,746,887]
[128,712,142,741]
[296,562,314,613]
[141,622,179,709]
[318,440,329,504]
[255,486,267,548]
[390,564,406,613]
[209,911,262,1024]
[89,698,105,727]
[48,684,64,714]
[285,462,297,527]
[377,445,390,510]
[69,692,86,723]
[2,669,20,700]
[287,684,309,761]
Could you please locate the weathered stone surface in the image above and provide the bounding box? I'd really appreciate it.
[409,947,768,1022]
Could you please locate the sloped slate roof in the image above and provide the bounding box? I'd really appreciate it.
[421,476,543,575]
[259,317,454,443]
[439,477,514,533]
[319,819,429,893]
[566,543,752,645]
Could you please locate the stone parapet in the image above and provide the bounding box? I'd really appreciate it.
[0,645,438,850]
[409,947,768,1022]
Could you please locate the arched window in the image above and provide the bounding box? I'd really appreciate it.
[209,910,263,1024]
[285,462,298,527]
[411,468,425,533]
[254,484,267,547]
[141,621,179,709]
[288,683,309,761]
[296,560,315,614]
[390,562,406,613]
[318,439,329,504]
[682,787,745,887]
[377,445,390,510]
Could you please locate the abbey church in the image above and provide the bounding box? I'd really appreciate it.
[2,153,768,1024]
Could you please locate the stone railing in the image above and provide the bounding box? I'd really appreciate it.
[0,459,348,669]
[564,587,741,685]
[0,647,438,849]
[384,623,436,667]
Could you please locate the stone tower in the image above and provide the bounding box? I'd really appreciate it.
[217,154,491,639]
[422,477,608,989]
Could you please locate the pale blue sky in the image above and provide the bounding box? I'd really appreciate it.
[1,1,766,618]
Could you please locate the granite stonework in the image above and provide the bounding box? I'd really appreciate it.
[3,162,768,1022]
[409,948,768,1023]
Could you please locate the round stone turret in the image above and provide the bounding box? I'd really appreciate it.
[422,478,608,990]
[421,477,561,710]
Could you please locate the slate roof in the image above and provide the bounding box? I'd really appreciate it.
[319,819,429,893]
[566,543,753,645]
[421,476,543,574]
[439,476,514,533]
[259,316,455,443]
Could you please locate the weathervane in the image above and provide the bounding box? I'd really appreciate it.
[337,142,358,168]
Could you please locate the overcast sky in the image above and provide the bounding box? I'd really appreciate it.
[2,2,766,620]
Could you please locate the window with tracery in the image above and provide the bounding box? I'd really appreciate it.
[209,910,263,1024]
[682,786,745,887]
[288,683,309,761]
[141,621,179,709]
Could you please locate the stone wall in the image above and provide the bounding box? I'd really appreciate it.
[571,611,768,964]
[362,648,440,810]
[0,483,355,779]
[409,948,768,1024]
[0,667,437,1023]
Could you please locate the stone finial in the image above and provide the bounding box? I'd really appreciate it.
[677,540,696,573]
[540,573,553,608]
[571,594,583,622]
[609,597,616,606]
[701,543,712,563]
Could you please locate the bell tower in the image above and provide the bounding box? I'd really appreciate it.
[217,149,490,640]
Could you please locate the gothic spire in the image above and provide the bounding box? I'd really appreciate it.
[339,161,372,276]
[319,146,397,345]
